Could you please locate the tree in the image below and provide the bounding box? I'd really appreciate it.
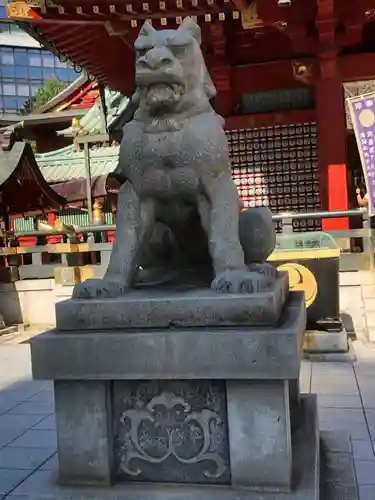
[34,78,68,108]
[19,78,68,114]
[19,97,36,115]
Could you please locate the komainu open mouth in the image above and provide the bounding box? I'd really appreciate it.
[141,83,186,112]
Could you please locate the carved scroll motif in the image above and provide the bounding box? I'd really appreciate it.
[119,391,227,478]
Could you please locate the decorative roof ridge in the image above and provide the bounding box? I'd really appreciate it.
[35,72,89,114]
[36,143,120,164]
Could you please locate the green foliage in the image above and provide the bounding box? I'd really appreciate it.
[34,78,68,108]
[19,97,36,115]
[19,78,68,115]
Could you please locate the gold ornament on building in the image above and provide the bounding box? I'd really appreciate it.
[292,61,312,84]
[131,19,137,27]
[241,2,263,30]
[109,5,116,12]
[6,2,33,19]
[176,16,182,23]
[58,5,64,13]
[76,6,83,14]
[159,1,166,9]
[126,4,133,12]
[93,5,99,13]
[205,13,211,22]
[219,12,225,20]
[161,17,167,25]
[142,3,149,11]
[93,201,105,224]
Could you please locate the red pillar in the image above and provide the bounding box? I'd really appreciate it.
[315,60,349,231]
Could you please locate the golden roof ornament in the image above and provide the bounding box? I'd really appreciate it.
[241,1,263,30]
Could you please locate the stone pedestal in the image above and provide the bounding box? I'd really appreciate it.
[30,287,322,498]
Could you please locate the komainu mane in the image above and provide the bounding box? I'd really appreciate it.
[73,17,276,299]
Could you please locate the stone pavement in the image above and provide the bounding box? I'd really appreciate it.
[0,343,375,499]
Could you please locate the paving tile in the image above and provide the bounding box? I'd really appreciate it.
[0,414,45,430]
[10,469,57,495]
[355,460,375,485]
[32,415,56,431]
[7,402,54,416]
[10,430,57,449]
[320,420,370,440]
[40,453,58,471]
[0,388,45,403]
[3,496,29,500]
[319,408,366,424]
[352,440,375,461]
[0,446,56,470]
[318,394,363,408]
[360,392,375,409]
[0,469,32,495]
[359,485,375,500]
[28,390,54,403]
[0,429,31,449]
[4,497,29,500]
[0,401,20,416]
[312,362,355,375]
[311,381,359,395]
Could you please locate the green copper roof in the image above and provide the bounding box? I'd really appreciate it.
[36,90,129,183]
[37,144,120,183]
[57,89,129,137]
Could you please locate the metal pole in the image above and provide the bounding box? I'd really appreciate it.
[84,142,93,224]
[363,210,374,270]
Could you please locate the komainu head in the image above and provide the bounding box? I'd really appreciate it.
[133,18,216,115]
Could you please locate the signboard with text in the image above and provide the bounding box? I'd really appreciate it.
[347,93,375,215]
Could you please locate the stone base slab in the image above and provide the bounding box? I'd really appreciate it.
[29,395,322,500]
[55,273,289,331]
[31,292,305,381]
[303,329,348,354]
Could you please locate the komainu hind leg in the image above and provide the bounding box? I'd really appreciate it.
[73,183,156,299]
[200,176,277,294]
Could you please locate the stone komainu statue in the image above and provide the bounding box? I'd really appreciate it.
[73,18,276,299]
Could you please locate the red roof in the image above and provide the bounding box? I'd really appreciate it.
[49,81,99,112]
[6,0,374,95]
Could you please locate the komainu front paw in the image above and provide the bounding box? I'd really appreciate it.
[211,269,274,294]
[72,279,129,299]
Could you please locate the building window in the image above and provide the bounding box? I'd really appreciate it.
[15,66,28,78]
[42,53,54,68]
[16,83,30,97]
[3,96,18,109]
[14,48,28,66]
[3,82,16,95]
[29,66,42,79]
[0,44,79,114]
[1,51,14,65]
[29,53,41,67]
[2,66,15,77]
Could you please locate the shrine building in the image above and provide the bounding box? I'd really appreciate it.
[5,0,375,232]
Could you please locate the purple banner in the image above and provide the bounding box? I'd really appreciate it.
[347,94,375,215]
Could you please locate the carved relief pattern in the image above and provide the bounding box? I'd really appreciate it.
[113,381,230,484]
